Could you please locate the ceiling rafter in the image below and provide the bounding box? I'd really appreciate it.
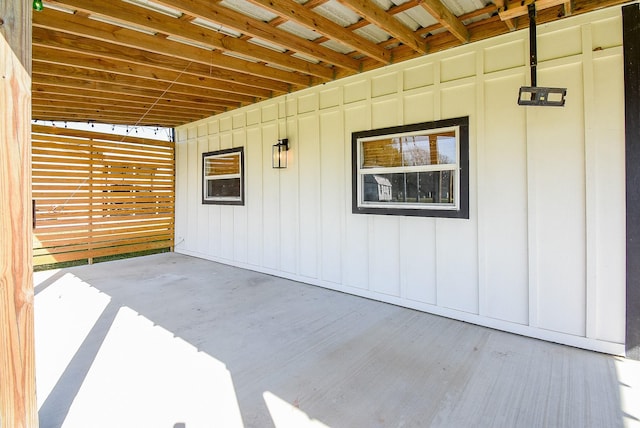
[30,0,628,127]
[498,0,574,21]
[33,9,319,86]
[152,0,362,71]
[242,0,392,64]
[48,0,336,79]
[32,72,245,110]
[337,0,428,54]
[32,46,275,99]
[32,83,228,111]
[32,93,223,116]
[417,0,469,43]
[32,26,296,92]
[31,62,257,105]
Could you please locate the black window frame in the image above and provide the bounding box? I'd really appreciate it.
[202,147,245,206]
[351,117,469,218]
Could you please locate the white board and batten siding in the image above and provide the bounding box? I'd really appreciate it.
[175,6,626,355]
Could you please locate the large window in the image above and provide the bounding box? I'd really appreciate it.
[352,117,469,218]
[202,147,244,205]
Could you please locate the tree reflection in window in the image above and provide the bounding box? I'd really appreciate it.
[352,117,469,218]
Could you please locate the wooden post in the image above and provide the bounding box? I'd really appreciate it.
[0,1,38,427]
[623,2,640,360]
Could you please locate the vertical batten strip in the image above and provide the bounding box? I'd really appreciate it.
[581,22,598,340]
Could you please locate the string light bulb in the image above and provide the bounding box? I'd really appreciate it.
[33,0,44,11]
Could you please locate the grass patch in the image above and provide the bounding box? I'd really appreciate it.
[34,247,171,272]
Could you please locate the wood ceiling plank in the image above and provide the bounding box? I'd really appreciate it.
[49,0,336,79]
[153,0,362,71]
[32,60,260,104]
[32,102,204,122]
[32,73,245,109]
[417,0,469,43]
[33,9,315,86]
[32,83,230,111]
[498,0,567,21]
[337,0,427,54]
[32,94,222,117]
[564,1,573,16]
[32,27,290,93]
[33,47,275,98]
[493,0,516,30]
[32,100,205,121]
[243,0,392,64]
[32,109,191,126]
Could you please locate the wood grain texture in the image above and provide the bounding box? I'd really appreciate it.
[32,127,175,266]
[0,1,38,426]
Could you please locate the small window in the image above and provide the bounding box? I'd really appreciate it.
[352,117,469,218]
[202,147,244,205]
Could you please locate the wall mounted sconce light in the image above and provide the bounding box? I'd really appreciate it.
[272,138,289,169]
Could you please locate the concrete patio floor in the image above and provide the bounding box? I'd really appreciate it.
[34,252,640,428]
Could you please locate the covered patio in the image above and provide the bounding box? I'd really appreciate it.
[35,252,640,427]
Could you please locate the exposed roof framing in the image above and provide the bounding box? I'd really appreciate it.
[33,0,627,127]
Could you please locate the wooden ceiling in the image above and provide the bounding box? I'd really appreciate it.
[32,0,626,128]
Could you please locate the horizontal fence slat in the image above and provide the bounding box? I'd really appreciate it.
[32,126,175,265]
[33,240,173,266]
[33,191,175,199]
[34,233,175,256]
[34,229,174,248]
[34,219,175,235]
[34,224,174,241]
[32,138,174,157]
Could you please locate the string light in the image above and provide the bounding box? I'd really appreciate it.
[33,0,43,11]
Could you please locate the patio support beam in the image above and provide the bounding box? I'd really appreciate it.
[623,2,640,360]
[243,0,392,64]
[417,0,469,43]
[338,0,428,53]
[0,1,38,427]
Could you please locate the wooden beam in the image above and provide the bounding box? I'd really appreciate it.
[33,9,315,87]
[32,92,223,116]
[493,0,516,31]
[32,110,189,127]
[32,47,275,98]
[31,62,258,105]
[32,45,288,96]
[337,0,427,53]
[243,0,392,64]
[0,0,38,427]
[153,0,362,71]
[417,0,469,43]
[48,0,336,79]
[32,98,214,120]
[32,26,294,92]
[32,72,245,109]
[498,0,567,21]
[32,83,228,111]
[32,105,205,123]
[564,1,573,16]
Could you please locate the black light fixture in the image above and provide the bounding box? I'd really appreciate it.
[272,138,289,169]
[33,0,44,11]
[518,3,567,107]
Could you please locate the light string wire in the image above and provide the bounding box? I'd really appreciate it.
[44,62,193,214]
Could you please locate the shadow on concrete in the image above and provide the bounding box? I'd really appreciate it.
[36,252,632,428]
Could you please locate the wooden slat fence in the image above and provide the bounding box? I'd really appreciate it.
[31,125,174,266]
